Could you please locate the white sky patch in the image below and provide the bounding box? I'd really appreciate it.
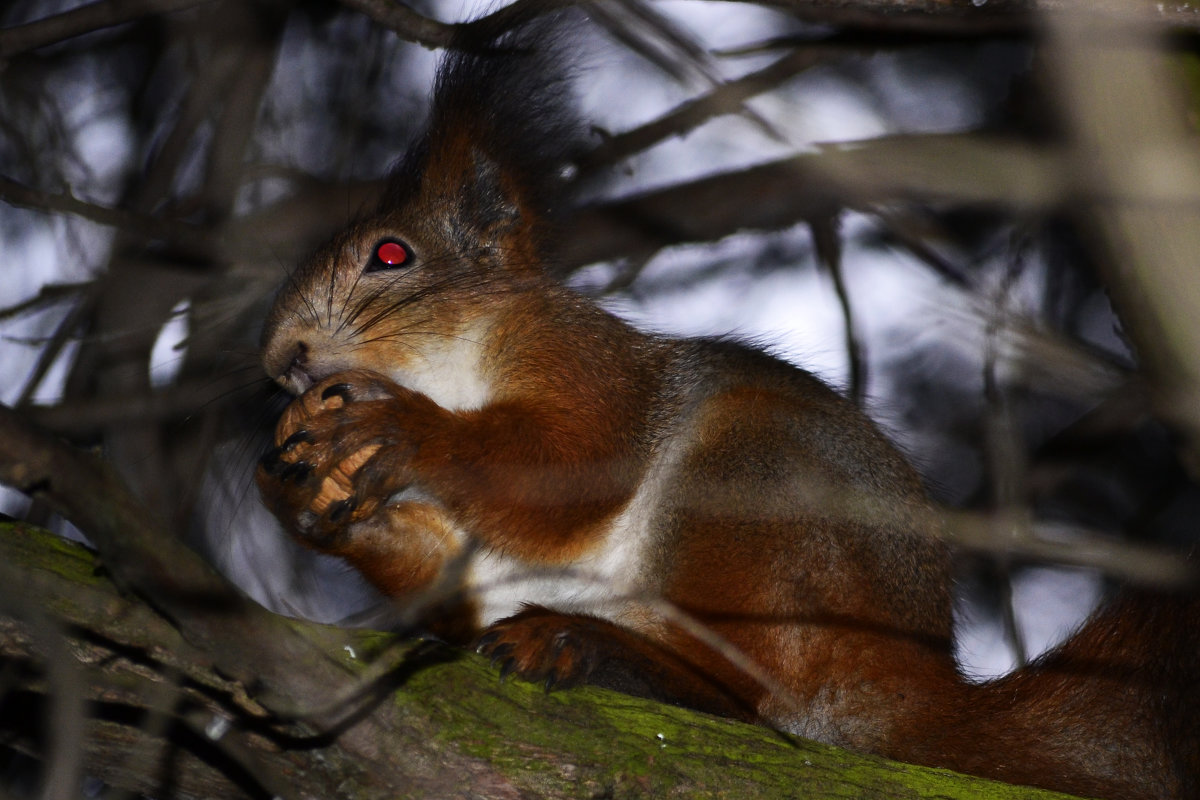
[653,0,800,54]
[601,249,849,386]
[956,567,1104,680]
[69,116,134,201]
[592,214,960,394]
[150,299,191,389]
[1,229,79,406]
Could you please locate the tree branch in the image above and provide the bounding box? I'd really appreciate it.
[578,46,830,176]
[0,521,1093,799]
[0,0,216,59]
[0,403,353,718]
[0,176,211,255]
[562,133,1071,270]
[333,0,578,49]
[759,0,1200,35]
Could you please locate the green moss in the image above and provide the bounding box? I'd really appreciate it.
[1,521,104,586]
[381,645,1084,798]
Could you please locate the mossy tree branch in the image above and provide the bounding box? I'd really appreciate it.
[0,520,1085,800]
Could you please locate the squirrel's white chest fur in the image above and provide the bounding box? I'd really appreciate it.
[383,321,493,412]
[460,417,693,631]
[463,513,649,628]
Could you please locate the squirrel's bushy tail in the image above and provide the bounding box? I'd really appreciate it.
[915,582,1200,799]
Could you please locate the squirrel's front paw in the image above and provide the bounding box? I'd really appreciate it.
[256,370,420,547]
[256,430,379,547]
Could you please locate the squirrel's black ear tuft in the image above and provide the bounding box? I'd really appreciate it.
[380,10,586,245]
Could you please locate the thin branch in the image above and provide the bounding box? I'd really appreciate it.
[980,253,1034,669]
[194,5,286,222]
[124,25,232,213]
[0,0,216,60]
[587,0,722,87]
[333,0,459,48]
[868,208,973,288]
[810,213,867,404]
[0,281,91,321]
[578,46,829,175]
[25,372,260,434]
[13,285,93,409]
[756,0,1200,36]
[562,133,1071,271]
[335,0,572,49]
[0,175,211,253]
[588,0,786,142]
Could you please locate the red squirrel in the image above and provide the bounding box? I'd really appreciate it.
[255,16,1199,799]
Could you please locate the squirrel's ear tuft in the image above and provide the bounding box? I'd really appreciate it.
[465,149,522,233]
[380,11,585,236]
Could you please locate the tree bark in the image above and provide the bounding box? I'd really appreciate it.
[0,521,1087,800]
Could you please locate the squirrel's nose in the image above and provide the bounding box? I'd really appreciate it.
[268,341,314,395]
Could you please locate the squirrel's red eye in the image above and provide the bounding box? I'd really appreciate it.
[367,239,411,271]
[377,242,407,265]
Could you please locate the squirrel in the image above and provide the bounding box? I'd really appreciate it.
[255,15,1199,800]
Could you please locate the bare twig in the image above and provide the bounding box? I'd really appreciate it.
[980,252,1034,668]
[810,213,867,404]
[754,0,1200,36]
[335,0,575,49]
[563,133,1072,270]
[578,46,829,175]
[0,0,216,60]
[194,5,285,222]
[0,175,210,253]
[588,0,786,141]
[869,208,974,288]
[25,372,261,434]
[0,280,91,321]
[13,286,94,409]
[333,0,459,48]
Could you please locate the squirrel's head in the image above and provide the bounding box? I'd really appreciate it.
[261,16,582,409]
